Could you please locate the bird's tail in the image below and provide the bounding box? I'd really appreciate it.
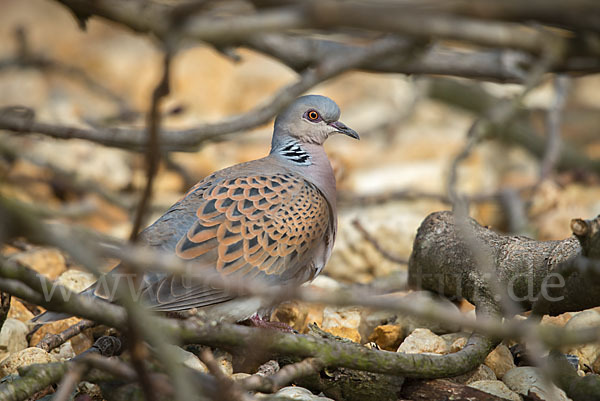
[31,310,73,324]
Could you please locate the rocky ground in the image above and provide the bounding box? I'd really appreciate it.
[1,1,600,400]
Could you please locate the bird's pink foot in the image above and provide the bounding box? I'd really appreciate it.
[247,314,296,333]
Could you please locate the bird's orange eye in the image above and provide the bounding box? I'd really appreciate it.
[308,110,319,121]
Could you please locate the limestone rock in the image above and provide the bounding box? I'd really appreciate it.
[31,140,133,192]
[563,310,600,370]
[55,269,96,292]
[271,301,324,334]
[322,306,362,343]
[271,301,308,332]
[449,364,496,385]
[10,248,66,280]
[0,347,55,376]
[397,328,448,354]
[441,332,471,353]
[308,275,342,291]
[231,373,251,381]
[51,341,76,361]
[76,381,103,400]
[214,349,233,376]
[303,304,325,333]
[484,344,516,379]
[503,367,569,401]
[0,318,29,361]
[168,345,208,373]
[541,312,576,328]
[7,299,34,322]
[259,386,334,400]
[468,380,522,401]
[367,324,404,351]
[169,346,232,376]
[360,307,399,340]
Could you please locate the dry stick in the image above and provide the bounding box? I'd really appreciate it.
[125,51,199,401]
[129,51,170,241]
[352,219,408,265]
[199,349,252,401]
[3,200,600,358]
[83,353,138,381]
[126,51,163,401]
[81,353,176,397]
[240,358,325,393]
[118,52,170,401]
[35,319,96,352]
[125,89,163,401]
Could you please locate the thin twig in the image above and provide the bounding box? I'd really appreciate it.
[36,319,96,352]
[199,349,252,401]
[51,362,88,401]
[129,52,171,241]
[240,358,325,393]
[540,75,570,180]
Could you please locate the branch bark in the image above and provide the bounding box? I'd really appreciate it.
[409,211,600,316]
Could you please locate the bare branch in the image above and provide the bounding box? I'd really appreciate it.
[129,52,171,240]
[240,358,325,393]
[0,36,415,151]
[35,319,96,352]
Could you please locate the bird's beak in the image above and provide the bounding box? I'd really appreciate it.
[328,121,360,140]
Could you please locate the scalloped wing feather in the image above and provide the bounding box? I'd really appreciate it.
[141,172,331,311]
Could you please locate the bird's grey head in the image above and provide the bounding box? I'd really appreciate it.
[272,95,359,148]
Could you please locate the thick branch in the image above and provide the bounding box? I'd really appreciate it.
[409,211,600,316]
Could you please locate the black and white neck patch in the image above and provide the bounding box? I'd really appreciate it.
[278,140,311,165]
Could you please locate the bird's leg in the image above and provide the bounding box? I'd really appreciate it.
[246,314,296,333]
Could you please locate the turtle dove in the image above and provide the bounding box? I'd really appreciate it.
[35,95,358,323]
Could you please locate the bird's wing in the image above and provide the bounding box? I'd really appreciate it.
[140,172,332,312]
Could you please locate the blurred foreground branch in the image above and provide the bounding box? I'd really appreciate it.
[1,0,600,151]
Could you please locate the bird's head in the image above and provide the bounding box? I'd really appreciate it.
[273,95,359,147]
